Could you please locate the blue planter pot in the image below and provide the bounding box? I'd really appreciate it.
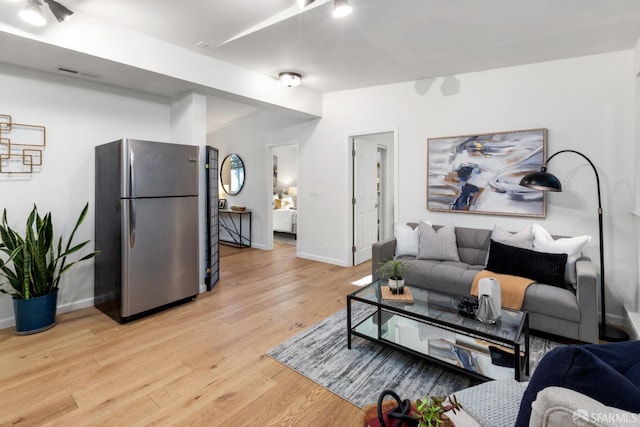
[13,289,58,335]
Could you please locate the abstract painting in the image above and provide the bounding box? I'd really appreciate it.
[427,128,547,217]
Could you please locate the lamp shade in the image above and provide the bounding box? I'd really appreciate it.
[519,170,562,192]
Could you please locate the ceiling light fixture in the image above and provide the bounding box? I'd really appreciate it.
[19,0,46,26]
[19,0,73,26]
[279,72,302,88]
[333,0,352,18]
[297,0,315,8]
[43,0,73,22]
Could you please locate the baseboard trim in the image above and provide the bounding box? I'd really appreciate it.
[624,307,640,340]
[297,252,349,267]
[0,297,94,331]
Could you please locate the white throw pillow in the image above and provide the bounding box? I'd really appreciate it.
[394,223,420,257]
[485,225,534,265]
[532,223,592,285]
[492,224,534,249]
[418,222,460,262]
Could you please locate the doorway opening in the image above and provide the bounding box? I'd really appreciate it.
[268,143,299,250]
[351,130,396,266]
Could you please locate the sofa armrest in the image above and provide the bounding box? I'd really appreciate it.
[372,238,396,280]
[575,257,599,343]
[529,386,639,427]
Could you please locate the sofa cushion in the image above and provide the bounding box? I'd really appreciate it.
[454,379,527,427]
[417,222,460,262]
[522,284,580,322]
[398,257,483,297]
[454,226,492,266]
[515,341,640,427]
[532,223,591,285]
[486,240,568,287]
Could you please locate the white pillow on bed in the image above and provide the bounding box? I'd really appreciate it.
[281,196,295,209]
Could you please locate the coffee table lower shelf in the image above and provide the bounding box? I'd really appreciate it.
[347,304,529,382]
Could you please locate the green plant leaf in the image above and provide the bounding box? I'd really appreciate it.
[0,203,99,299]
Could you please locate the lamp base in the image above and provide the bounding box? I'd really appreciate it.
[599,323,629,342]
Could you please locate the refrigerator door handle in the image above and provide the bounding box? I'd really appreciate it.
[129,148,135,199]
[129,199,136,248]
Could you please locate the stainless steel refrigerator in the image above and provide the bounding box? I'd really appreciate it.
[94,138,199,323]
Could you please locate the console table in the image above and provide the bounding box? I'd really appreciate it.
[219,210,251,248]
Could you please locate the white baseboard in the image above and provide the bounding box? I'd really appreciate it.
[0,297,95,331]
[624,307,640,340]
[296,251,349,267]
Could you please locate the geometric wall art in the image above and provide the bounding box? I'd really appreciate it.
[427,128,547,217]
[0,114,47,174]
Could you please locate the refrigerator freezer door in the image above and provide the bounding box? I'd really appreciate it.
[122,139,198,198]
[121,197,199,317]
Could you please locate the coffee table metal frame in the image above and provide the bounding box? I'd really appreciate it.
[347,280,530,382]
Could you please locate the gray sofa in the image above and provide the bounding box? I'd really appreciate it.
[371,224,599,343]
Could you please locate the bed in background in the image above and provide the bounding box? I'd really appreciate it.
[273,194,297,235]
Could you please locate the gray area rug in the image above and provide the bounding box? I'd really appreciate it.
[266,305,560,408]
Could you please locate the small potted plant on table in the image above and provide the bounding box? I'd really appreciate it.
[377,259,408,294]
[0,203,99,335]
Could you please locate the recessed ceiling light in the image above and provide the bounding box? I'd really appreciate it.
[297,0,315,8]
[195,41,210,49]
[279,72,302,88]
[20,0,46,26]
[333,0,352,18]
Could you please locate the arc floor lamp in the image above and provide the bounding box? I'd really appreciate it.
[519,149,629,342]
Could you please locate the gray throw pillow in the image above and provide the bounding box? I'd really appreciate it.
[492,224,534,249]
[418,222,460,261]
[485,225,534,265]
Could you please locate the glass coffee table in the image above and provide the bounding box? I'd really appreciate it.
[347,280,530,381]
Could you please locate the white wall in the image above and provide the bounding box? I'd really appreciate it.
[631,37,640,315]
[273,145,298,193]
[0,63,172,329]
[170,92,208,292]
[13,48,629,324]
[298,51,635,319]
[0,9,322,118]
[208,110,316,251]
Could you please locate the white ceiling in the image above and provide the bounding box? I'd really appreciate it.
[3,0,640,129]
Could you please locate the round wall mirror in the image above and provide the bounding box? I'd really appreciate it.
[220,153,245,196]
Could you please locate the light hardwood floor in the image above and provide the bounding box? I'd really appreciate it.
[0,243,372,426]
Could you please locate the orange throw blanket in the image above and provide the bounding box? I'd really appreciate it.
[471,270,535,310]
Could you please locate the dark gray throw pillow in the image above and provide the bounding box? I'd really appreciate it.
[486,239,567,287]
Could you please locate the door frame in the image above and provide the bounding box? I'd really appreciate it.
[348,127,399,266]
[266,141,299,252]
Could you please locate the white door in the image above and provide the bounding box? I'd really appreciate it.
[353,138,378,265]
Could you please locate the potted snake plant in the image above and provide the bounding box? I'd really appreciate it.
[0,203,99,334]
